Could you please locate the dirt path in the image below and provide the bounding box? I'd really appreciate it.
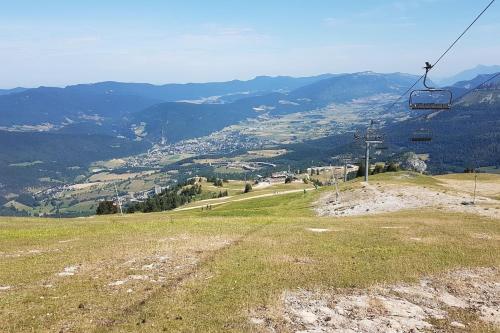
[315,182,500,219]
[175,189,310,212]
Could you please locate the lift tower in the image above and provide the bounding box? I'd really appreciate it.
[355,121,384,183]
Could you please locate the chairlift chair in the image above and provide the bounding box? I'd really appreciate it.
[366,128,384,142]
[411,128,433,143]
[409,62,452,110]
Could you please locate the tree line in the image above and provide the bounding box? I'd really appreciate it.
[96,179,229,215]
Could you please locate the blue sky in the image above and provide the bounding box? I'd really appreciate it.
[0,0,499,87]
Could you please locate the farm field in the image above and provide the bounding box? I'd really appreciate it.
[219,102,391,145]
[0,172,499,332]
[11,171,173,217]
[194,149,288,165]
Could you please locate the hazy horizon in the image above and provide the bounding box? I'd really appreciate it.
[1,0,499,88]
[4,64,500,90]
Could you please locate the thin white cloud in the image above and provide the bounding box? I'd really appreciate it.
[323,18,347,28]
[170,24,272,51]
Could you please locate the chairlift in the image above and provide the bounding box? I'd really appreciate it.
[366,128,384,142]
[411,128,433,142]
[409,62,452,110]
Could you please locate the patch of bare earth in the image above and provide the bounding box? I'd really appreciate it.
[315,182,500,219]
[254,268,499,332]
[3,234,234,332]
[0,248,61,259]
[105,235,232,292]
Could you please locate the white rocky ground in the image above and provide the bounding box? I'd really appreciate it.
[255,268,499,332]
[315,181,500,219]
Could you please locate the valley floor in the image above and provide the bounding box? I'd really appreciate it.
[0,172,499,332]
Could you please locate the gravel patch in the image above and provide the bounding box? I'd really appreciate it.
[315,183,499,219]
[306,228,331,233]
[259,268,499,332]
[56,265,80,277]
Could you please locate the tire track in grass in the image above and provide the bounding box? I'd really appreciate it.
[95,218,274,331]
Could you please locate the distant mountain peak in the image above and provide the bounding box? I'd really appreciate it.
[0,87,28,96]
[474,64,498,70]
[357,71,376,75]
[437,64,500,87]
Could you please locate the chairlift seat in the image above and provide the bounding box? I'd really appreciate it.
[411,129,433,143]
[409,89,452,111]
[411,136,432,142]
[409,102,451,110]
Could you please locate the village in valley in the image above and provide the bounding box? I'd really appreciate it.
[1,1,500,332]
[27,142,361,217]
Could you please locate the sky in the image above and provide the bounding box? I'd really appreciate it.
[0,0,499,88]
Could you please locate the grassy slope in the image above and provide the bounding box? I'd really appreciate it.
[178,180,313,210]
[0,173,499,332]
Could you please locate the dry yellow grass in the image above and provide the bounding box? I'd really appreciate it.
[0,172,498,332]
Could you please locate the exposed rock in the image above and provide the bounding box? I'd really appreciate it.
[262,268,499,332]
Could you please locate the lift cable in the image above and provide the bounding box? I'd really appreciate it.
[383,0,496,113]
[451,72,500,104]
[433,0,496,69]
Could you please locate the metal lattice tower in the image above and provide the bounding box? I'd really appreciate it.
[354,120,385,183]
[337,153,356,183]
[114,184,123,215]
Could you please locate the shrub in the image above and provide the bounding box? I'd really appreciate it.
[386,163,400,172]
[218,190,228,198]
[372,164,385,175]
[356,163,366,178]
[96,201,117,215]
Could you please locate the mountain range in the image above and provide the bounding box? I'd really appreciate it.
[0,87,27,96]
[385,82,500,172]
[437,65,500,87]
[0,74,337,127]
[0,66,499,206]
[0,71,423,141]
